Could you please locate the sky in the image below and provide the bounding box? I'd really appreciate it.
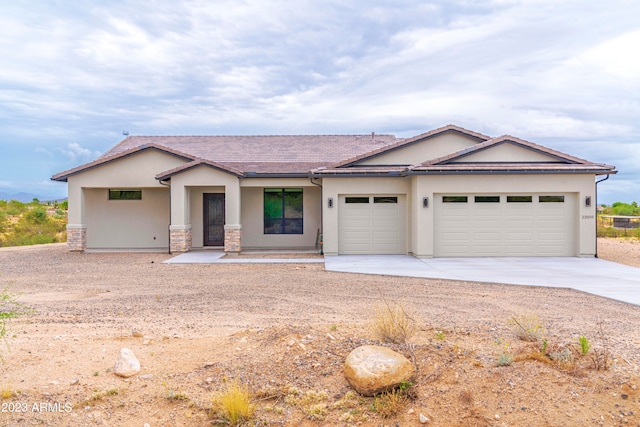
[0,0,638,204]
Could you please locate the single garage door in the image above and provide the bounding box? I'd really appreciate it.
[338,195,406,254]
[434,194,576,257]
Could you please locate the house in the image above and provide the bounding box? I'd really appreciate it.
[51,124,616,257]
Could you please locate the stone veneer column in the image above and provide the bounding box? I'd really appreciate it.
[66,224,87,252]
[224,225,242,254]
[169,225,192,253]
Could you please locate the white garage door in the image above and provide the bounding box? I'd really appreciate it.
[434,194,576,257]
[339,195,406,254]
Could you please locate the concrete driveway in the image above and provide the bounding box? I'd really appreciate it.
[324,255,640,306]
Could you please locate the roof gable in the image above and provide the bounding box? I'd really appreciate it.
[51,144,195,182]
[335,125,491,167]
[408,135,616,175]
[423,136,588,166]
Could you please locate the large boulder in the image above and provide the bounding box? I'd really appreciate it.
[113,348,141,378]
[344,345,415,396]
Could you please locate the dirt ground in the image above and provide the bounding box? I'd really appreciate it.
[0,239,639,426]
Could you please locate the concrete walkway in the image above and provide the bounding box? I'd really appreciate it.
[163,251,324,264]
[324,255,640,306]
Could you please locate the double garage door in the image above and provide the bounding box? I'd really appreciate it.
[338,195,406,254]
[434,193,577,257]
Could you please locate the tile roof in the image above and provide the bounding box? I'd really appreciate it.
[51,127,616,181]
[104,134,397,163]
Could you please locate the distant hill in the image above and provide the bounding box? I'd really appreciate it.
[0,192,66,203]
[0,192,41,202]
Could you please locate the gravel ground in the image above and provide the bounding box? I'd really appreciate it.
[0,239,639,426]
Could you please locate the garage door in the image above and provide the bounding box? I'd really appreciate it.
[339,195,406,254]
[434,194,576,257]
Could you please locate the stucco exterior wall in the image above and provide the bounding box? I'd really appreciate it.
[169,166,241,227]
[451,143,560,163]
[240,185,321,249]
[84,187,170,250]
[321,177,411,255]
[65,150,187,251]
[358,133,480,165]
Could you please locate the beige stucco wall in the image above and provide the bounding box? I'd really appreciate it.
[358,132,480,165]
[84,187,170,250]
[168,166,241,228]
[66,150,188,225]
[409,174,596,258]
[321,177,412,255]
[451,143,559,163]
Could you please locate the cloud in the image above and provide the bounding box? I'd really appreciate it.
[59,143,103,163]
[0,0,639,201]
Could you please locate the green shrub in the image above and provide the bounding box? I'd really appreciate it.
[578,336,591,355]
[0,284,32,352]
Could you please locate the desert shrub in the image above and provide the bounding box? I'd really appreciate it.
[25,206,47,224]
[549,346,576,370]
[371,301,416,344]
[372,389,407,418]
[508,312,545,342]
[211,380,254,424]
[0,284,32,354]
[578,336,591,355]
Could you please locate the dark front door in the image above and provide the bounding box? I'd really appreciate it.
[204,193,225,246]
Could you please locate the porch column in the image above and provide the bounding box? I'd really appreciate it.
[170,225,192,252]
[224,180,242,254]
[169,182,192,252]
[66,180,86,251]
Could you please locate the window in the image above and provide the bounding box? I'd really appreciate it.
[443,196,468,203]
[109,189,142,200]
[539,195,565,203]
[374,196,398,204]
[264,188,303,234]
[475,196,500,203]
[345,197,370,204]
[507,196,532,203]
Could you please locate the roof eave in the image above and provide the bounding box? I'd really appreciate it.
[406,168,617,175]
[51,144,196,182]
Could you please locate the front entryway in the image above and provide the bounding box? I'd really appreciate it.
[204,193,225,246]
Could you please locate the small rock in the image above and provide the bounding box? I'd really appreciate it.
[139,374,153,380]
[344,345,415,396]
[419,413,429,423]
[621,394,629,400]
[113,348,141,378]
[407,408,415,414]
[144,424,150,427]
[132,331,143,338]
[70,379,79,385]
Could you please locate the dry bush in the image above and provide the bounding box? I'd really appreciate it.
[508,312,545,342]
[372,389,407,418]
[371,301,417,344]
[211,380,255,425]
